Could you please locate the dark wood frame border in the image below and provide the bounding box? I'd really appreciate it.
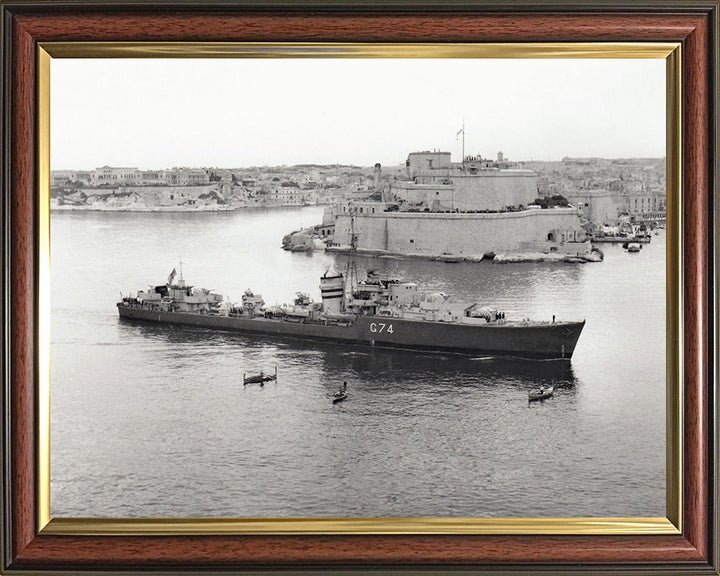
[1,1,717,574]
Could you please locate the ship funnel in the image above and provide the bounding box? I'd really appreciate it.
[320,273,344,315]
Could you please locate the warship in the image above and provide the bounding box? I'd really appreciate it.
[117,264,585,360]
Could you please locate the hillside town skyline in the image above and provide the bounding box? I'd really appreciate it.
[52,154,667,173]
[50,151,665,227]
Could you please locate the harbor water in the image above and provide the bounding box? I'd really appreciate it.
[50,206,666,518]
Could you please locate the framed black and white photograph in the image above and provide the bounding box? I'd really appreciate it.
[1,2,717,575]
[48,52,670,522]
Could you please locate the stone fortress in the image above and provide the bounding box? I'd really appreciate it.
[326,150,593,261]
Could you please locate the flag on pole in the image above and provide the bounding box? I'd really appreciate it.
[168,268,177,284]
[456,127,464,138]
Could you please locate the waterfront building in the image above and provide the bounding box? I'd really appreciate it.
[621,187,666,219]
[93,166,142,185]
[140,170,168,185]
[266,185,319,205]
[164,168,211,186]
[50,170,94,186]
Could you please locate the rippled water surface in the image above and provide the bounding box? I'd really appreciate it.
[50,207,666,517]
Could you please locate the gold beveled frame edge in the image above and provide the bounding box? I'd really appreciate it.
[665,44,682,536]
[35,42,682,537]
[40,41,679,59]
[41,516,677,536]
[38,46,51,536]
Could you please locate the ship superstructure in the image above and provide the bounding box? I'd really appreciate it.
[128,265,224,314]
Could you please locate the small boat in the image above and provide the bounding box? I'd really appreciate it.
[528,385,554,401]
[243,366,277,385]
[627,242,642,253]
[332,381,348,403]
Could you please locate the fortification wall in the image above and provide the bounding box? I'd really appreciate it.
[333,208,582,256]
[564,190,621,225]
[392,171,538,211]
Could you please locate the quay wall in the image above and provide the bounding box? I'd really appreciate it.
[333,208,583,256]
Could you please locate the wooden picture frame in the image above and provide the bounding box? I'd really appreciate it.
[1,1,717,573]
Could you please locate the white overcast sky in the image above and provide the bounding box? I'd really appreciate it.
[51,58,665,170]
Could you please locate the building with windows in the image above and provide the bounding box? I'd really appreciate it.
[140,170,168,185]
[622,188,666,218]
[50,170,94,186]
[165,168,211,186]
[93,166,142,185]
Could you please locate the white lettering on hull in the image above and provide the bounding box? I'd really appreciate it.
[369,322,394,334]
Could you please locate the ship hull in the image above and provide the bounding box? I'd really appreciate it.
[117,304,584,359]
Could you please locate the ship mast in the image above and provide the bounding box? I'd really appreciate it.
[345,211,358,307]
[178,259,185,288]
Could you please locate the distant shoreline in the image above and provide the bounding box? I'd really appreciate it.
[49,201,327,213]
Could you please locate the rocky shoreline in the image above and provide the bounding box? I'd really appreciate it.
[325,245,603,264]
[50,201,234,212]
[49,199,325,212]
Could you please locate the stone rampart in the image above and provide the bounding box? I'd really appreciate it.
[333,208,582,257]
[392,171,538,211]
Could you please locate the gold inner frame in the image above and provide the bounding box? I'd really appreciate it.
[36,42,682,536]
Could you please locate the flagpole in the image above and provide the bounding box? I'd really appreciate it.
[456,121,466,170]
[460,118,465,172]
